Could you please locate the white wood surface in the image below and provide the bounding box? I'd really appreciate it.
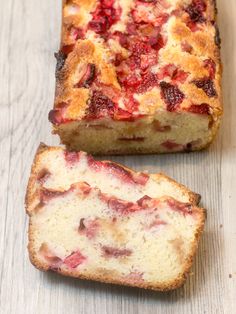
[0,1,235,313]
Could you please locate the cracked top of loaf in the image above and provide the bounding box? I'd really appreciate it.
[50,0,222,125]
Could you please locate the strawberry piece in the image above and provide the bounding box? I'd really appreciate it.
[118,137,145,142]
[104,161,149,185]
[203,59,216,79]
[148,219,167,229]
[167,199,193,215]
[107,198,140,214]
[88,0,121,35]
[101,246,132,258]
[161,141,182,150]
[64,250,87,268]
[160,81,184,111]
[187,103,210,115]
[132,172,149,185]
[76,182,92,196]
[186,0,206,23]
[136,72,159,93]
[148,34,165,50]
[78,218,99,239]
[48,109,63,125]
[158,64,188,83]
[124,272,144,283]
[85,91,116,119]
[74,63,96,88]
[64,151,80,165]
[137,195,152,207]
[193,78,217,97]
[48,102,69,125]
[112,31,129,48]
[70,27,84,41]
[39,243,62,266]
[61,44,75,55]
[40,189,68,204]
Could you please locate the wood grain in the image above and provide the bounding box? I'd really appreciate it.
[0,0,235,313]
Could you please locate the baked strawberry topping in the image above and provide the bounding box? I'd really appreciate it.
[186,103,210,115]
[64,250,87,268]
[86,91,116,119]
[48,102,69,125]
[160,81,184,111]
[88,0,121,35]
[203,59,216,79]
[70,27,84,41]
[101,246,132,258]
[74,63,96,88]
[185,0,206,23]
[158,64,189,83]
[193,78,217,97]
[61,44,75,55]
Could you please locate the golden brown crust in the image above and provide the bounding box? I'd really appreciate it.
[26,144,205,291]
[52,0,222,123]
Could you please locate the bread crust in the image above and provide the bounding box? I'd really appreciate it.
[26,143,205,291]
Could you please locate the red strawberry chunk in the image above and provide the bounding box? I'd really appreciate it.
[203,59,216,79]
[107,198,140,214]
[124,272,144,283]
[88,0,121,35]
[187,103,210,115]
[167,198,193,215]
[86,91,116,119]
[74,63,96,88]
[161,140,182,150]
[160,81,184,111]
[186,0,206,23]
[193,78,217,97]
[64,250,87,268]
[39,243,62,266]
[101,246,132,258]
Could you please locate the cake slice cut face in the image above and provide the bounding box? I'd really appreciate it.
[49,0,222,154]
[26,144,205,291]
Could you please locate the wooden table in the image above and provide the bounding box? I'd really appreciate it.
[0,1,235,313]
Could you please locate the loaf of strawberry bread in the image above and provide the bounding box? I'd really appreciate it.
[49,0,222,154]
[26,144,205,291]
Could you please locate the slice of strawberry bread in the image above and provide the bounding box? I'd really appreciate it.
[49,0,222,154]
[25,144,205,291]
